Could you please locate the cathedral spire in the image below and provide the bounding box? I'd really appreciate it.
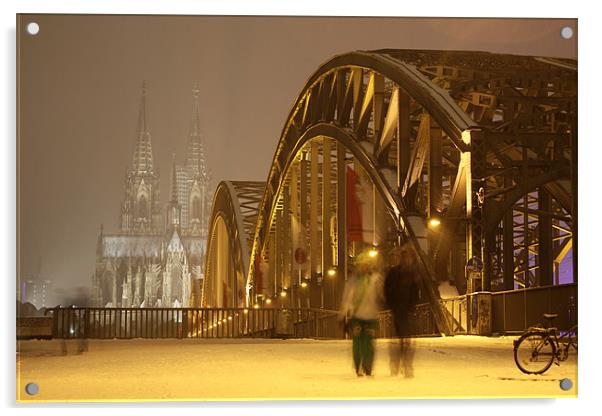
[132,81,154,174]
[191,82,201,138]
[166,153,181,230]
[186,83,208,180]
[170,153,179,203]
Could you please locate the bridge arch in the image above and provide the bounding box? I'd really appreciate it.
[202,181,264,307]
[204,50,577,334]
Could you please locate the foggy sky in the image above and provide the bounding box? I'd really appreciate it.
[17,15,577,304]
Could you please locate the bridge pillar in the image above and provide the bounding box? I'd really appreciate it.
[538,188,553,287]
[283,181,292,302]
[396,88,411,196]
[300,150,310,307]
[336,142,347,310]
[464,129,492,292]
[322,137,332,309]
[502,173,515,291]
[428,118,444,279]
[309,140,321,308]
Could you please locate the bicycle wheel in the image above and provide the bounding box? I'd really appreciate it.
[514,332,556,374]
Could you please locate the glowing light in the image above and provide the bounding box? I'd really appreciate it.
[280,291,287,297]
[253,304,259,309]
[228,316,233,321]
[327,269,336,277]
[429,218,441,227]
[461,130,472,145]
[368,249,378,258]
[300,282,308,288]
[243,309,249,314]
[266,298,272,305]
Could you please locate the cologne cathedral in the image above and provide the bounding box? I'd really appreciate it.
[91,83,211,308]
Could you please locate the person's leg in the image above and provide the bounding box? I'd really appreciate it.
[402,337,416,378]
[350,318,363,375]
[362,320,378,376]
[389,338,401,375]
[398,316,415,378]
[390,317,404,376]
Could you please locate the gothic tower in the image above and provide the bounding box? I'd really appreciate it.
[120,81,162,234]
[179,84,211,236]
[166,154,182,231]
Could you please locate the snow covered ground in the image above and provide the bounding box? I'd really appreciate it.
[16,336,577,402]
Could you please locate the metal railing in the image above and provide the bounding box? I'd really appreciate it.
[490,283,577,334]
[377,302,452,338]
[43,283,576,339]
[378,283,576,337]
[45,307,344,340]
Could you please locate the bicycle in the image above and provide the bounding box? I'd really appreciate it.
[513,313,577,375]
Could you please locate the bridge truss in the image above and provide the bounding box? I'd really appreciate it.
[201,50,577,335]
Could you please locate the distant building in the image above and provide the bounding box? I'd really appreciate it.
[91,83,212,308]
[22,279,53,310]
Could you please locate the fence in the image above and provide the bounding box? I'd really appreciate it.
[42,283,576,339]
[378,303,440,338]
[45,307,344,340]
[490,283,577,334]
[378,283,576,337]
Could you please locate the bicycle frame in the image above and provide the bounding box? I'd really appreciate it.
[541,324,578,364]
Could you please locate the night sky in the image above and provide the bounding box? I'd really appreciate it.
[17,15,577,304]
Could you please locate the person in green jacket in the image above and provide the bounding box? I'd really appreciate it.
[338,248,385,376]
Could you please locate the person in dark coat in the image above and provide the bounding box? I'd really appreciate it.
[384,243,419,377]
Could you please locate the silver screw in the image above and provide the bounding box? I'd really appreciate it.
[26,22,40,36]
[560,26,574,40]
[559,378,573,391]
[25,382,39,395]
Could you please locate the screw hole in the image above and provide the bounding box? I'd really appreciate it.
[25,382,39,395]
[559,378,573,391]
[560,26,573,40]
[26,22,40,36]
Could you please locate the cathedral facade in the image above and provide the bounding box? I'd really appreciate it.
[91,83,211,308]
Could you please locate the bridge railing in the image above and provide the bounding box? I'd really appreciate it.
[43,284,576,340]
[377,303,447,338]
[376,283,577,337]
[490,283,577,334]
[44,307,345,340]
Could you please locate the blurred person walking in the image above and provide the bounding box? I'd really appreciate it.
[384,243,420,378]
[338,248,385,377]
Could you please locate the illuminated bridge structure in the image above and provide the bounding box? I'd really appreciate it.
[200,50,577,335]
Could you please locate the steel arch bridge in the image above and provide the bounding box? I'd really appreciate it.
[200,49,577,335]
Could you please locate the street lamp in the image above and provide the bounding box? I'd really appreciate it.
[428,217,441,227]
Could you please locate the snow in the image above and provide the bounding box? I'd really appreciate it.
[16,336,576,402]
[438,281,460,298]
